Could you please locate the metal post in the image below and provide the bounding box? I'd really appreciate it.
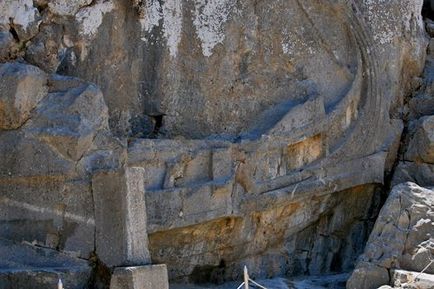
[244,266,249,289]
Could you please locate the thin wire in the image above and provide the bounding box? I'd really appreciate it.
[413,259,434,281]
[235,278,269,288]
[249,278,268,289]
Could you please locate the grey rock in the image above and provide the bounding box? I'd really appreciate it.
[47,74,87,92]
[348,183,434,289]
[0,62,47,130]
[0,31,17,61]
[409,94,434,119]
[25,75,109,161]
[426,19,434,38]
[0,72,114,260]
[346,262,390,289]
[0,0,430,288]
[0,130,75,177]
[405,116,434,164]
[0,0,41,42]
[25,24,65,73]
[390,269,434,289]
[92,168,150,267]
[0,126,95,259]
[48,0,93,16]
[45,0,425,140]
[287,274,348,289]
[429,38,434,56]
[0,238,91,289]
[110,265,169,289]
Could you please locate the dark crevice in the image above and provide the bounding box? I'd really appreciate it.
[189,260,227,285]
[8,23,20,42]
[148,114,165,138]
[80,0,98,10]
[423,0,434,20]
[87,175,109,289]
[153,115,163,132]
[33,1,48,13]
[383,36,426,196]
[387,268,392,286]
[88,253,112,289]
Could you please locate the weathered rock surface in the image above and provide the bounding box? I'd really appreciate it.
[388,269,434,289]
[92,167,150,267]
[0,0,40,42]
[374,269,434,289]
[392,161,434,188]
[405,116,434,163]
[0,0,431,288]
[0,62,117,261]
[26,74,109,161]
[0,31,18,62]
[0,238,91,289]
[110,265,169,289]
[148,184,382,282]
[0,0,427,138]
[393,32,434,188]
[347,183,434,289]
[0,62,47,129]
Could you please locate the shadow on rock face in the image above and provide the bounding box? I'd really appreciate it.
[423,0,434,19]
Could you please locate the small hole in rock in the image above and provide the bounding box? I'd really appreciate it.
[148,114,165,138]
[9,24,19,42]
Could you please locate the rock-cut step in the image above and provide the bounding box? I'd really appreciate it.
[0,238,91,289]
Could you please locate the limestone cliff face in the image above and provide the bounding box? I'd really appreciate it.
[0,0,429,288]
[347,15,434,289]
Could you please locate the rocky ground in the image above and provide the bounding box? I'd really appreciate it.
[0,238,91,289]
[171,274,348,289]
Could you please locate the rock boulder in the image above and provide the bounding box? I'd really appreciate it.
[0,62,47,130]
[347,183,434,289]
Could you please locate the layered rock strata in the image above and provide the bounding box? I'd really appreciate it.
[0,0,429,288]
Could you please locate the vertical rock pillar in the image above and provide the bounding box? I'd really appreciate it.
[92,167,168,289]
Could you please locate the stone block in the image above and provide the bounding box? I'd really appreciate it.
[392,269,434,289]
[92,167,151,267]
[409,94,434,119]
[392,161,434,187]
[348,183,434,289]
[26,78,109,161]
[0,130,95,258]
[405,116,434,163]
[0,239,91,289]
[286,134,324,170]
[346,262,389,289]
[0,62,47,130]
[0,31,17,62]
[212,148,233,181]
[109,265,169,289]
[269,95,325,136]
[0,0,41,41]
